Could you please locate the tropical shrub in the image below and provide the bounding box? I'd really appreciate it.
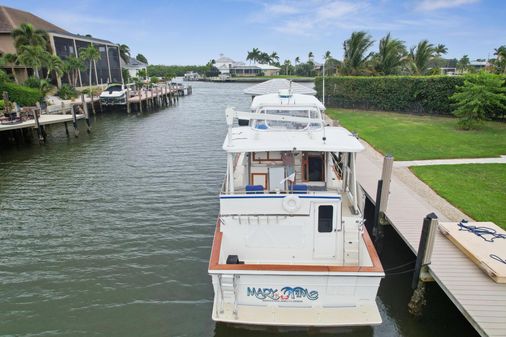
[56,84,78,100]
[316,75,506,116]
[451,72,506,129]
[0,99,4,110]
[0,82,43,106]
[23,76,42,89]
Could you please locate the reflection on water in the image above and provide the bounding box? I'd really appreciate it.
[0,82,478,337]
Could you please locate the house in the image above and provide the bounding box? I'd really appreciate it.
[0,5,122,87]
[121,57,147,80]
[213,54,280,77]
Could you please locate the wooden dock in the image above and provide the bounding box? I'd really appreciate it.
[0,113,84,132]
[356,144,506,337]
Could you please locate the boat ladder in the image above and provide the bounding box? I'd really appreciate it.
[219,274,239,318]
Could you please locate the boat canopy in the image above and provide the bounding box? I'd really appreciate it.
[250,92,325,111]
[243,79,317,96]
[223,126,364,153]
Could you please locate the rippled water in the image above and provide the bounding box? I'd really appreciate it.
[0,82,478,337]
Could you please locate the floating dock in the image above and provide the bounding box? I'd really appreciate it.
[356,144,506,337]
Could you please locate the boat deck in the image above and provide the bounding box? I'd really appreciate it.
[356,143,506,337]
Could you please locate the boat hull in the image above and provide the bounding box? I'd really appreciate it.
[210,272,382,327]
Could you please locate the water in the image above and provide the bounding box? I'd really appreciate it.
[0,82,479,337]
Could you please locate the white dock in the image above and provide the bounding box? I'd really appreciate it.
[0,114,85,132]
[356,144,506,337]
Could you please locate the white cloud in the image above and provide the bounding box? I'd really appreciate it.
[416,0,479,11]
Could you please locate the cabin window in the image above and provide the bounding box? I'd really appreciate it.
[318,205,334,233]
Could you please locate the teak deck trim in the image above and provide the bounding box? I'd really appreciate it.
[208,218,383,273]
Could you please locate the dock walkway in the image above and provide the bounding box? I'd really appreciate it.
[356,143,506,337]
[0,114,84,132]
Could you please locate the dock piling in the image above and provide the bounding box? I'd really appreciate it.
[81,94,91,133]
[34,103,44,143]
[126,87,131,113]
[71,104,79,137]
[408,213,438,316]
[379,154,394,214]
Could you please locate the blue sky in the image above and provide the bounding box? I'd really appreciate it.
[5,0,506,65]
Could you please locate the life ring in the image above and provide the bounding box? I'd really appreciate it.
[282,195,301,213]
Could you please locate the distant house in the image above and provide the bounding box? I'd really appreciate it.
[121,57,147,80]
[0,5,122,87]
[213,54,280,77]
[469,60,489,71]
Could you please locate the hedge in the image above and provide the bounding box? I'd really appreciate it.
[315,75,506,116]
[0,81,43,107]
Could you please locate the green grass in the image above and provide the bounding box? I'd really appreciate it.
[327,109,506,160]
[411,164,506,229]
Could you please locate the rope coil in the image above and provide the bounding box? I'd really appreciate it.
[457,219,506,243]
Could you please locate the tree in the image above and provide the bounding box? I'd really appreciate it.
[136,53,148,64]
[457,55,470,74]
[80,44,101,87]
[63,55,85,87]
[342,31,374,75]
[270,52,279,65]
[119,44,130,63]
[451,72,506,129]
[308,51,314,61]
[324,51,331,59]
[11,23,48,50]
[295,56,300,65]
[45,54,64,81]
[282,59,292,75]
[1,53,19,83]
[408,40,436,75]
[493,46,506,74]
[435,44,448,57]
[373,33,407,75]
[17,45,49,78]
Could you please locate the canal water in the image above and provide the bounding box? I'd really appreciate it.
[0,82,479,337]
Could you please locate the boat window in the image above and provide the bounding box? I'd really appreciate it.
[106,85,123,92]
[318,205,333,233]
[254,108,322,130]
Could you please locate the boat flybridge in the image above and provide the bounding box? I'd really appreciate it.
[209,91,384,328]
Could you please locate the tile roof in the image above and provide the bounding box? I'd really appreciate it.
[0,6,69,34]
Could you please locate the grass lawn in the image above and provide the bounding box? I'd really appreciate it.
[411,164,506,229]
[327,109,506,160]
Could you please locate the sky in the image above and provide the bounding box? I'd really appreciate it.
[4,0,506,65]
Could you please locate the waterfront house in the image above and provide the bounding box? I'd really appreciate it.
[121,57,147,80]
[213,54,280,77]
[0,5,122,87]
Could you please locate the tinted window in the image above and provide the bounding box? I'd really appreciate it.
[318,205,333,232]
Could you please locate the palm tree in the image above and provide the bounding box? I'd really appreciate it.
[435,44,448,57]
[64,55,85,87]
[324,51,331,59]
[270,52,279,65]
[373,33,407,75]
[283,59,292,75]
[79,44,101,87]
[493,46,506,74]
[17,45,49,78]
[456,55,470,74]
[342,31,374,75]
[11,23,48,50]
[308,51,314,61]
[45,54,64,81]
[295,56,300,65]
[119,44,130,63]
[408,40,436,75]
[1,53,19,83]
[249,48,261,64]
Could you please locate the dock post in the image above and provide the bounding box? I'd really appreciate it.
[139,89,143,113]
[150,88,154,109]
[408,213,438,316]
[81,94,91,133]
[372,179,384,245]
[34,103,44,143]
[71,104,79,137]
[126,87,131,113]
[90,92,96,115]
[379,154,394,215]
[64,122,69,136]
